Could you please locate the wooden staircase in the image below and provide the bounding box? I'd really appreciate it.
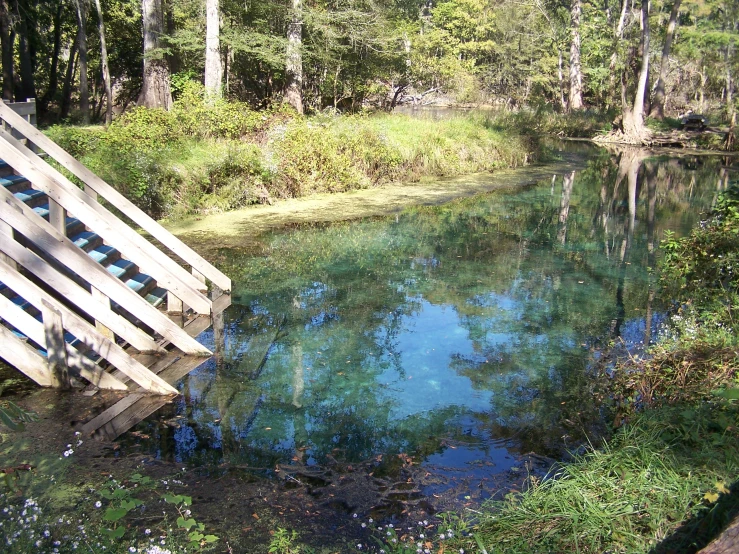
[0,100,231,395]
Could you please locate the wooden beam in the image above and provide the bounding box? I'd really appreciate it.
[0,324,51,386]
[0,187,211,356]
[0,229,164,353]
[0,258,179,395]
[41,299,70,390]
[0,219,16,270]
[48,199,66,234]
[0,102,230,291]
[0,128,212,314]
[0,292,127,390]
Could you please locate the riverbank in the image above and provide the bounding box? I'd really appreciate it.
[44,92,549,221]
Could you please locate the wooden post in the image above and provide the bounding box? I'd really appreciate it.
[167,292,184,314]
[42,298,71,390]
[48,199,66,234]
[92,287,115,340]
[0,220,16,270]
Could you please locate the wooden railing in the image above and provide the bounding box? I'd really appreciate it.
[0,99,231,394]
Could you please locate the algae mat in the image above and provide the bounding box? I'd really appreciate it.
[165,153,592,247]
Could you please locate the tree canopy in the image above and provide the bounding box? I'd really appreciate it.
[0,0,736,122]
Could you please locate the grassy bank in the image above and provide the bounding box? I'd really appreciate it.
[432,185,739,554]
[44,86,538,220]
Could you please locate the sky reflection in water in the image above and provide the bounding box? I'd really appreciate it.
[126,149,729,474]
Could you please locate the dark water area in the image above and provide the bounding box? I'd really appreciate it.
[120,145,735,492]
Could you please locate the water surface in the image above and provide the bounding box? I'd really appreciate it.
[127,146,733,482]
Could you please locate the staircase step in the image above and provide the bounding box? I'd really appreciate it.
[69,231,103,251]
[33,203,49,218]
[105,258,137,281]
[87,245,120,265]
[144,287,168,308]
[11,294,32,311]
[1,174,32,193]
[0,160,12,177]
[65,217,85,236]
[14,188,47,208]
[125,273,156,296]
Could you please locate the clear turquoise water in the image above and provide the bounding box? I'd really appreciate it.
[127,147,729,475]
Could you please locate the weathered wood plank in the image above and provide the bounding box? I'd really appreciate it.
[0,324,51,386]
[0,127,212,314]
[5,101,36,117]
[0,186,211,356]
[0,258,179,394]
[0,101,231,292]
[0,292,127,390]
[79,392,148,436]
[0,234,163,353]
[41,299,70,389]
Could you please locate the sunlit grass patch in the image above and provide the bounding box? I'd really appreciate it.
[457,404,739,554]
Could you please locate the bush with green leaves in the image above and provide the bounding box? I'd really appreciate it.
[660,183,739,333]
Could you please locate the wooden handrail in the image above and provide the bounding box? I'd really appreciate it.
[0,100,231,292]
[0,257,178,394]
[0,127,213,314]
[0,186,212,356]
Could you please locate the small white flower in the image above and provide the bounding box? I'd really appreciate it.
[129,547,137,553]
[145,529,151,535]
[353,513,358,518]
[94,501,102,508]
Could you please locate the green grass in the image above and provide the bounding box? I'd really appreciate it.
[457,403,739,554]
[43,91,541,220]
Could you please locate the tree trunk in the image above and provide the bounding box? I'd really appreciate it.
[284,0,303,114]
[625,0,651,142]
[0,0,13,102]
[41,3,63,110]
[725,40,734,124]
[14,0,36,101]
[93,0,113,124]
[204,0,222,102]
[557,171,575,244]
[139,0,172,109]
[650,0,681,119]
[558,49,567,111]
[73,0,90,124]
[61,33,79,119]
[607,0,629,107]
[569,0,584,110]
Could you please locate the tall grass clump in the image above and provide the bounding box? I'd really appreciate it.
[462,403,739,554]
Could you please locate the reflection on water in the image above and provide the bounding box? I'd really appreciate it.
[113,147,732,478]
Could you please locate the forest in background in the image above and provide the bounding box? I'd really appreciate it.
[1,0,737,132]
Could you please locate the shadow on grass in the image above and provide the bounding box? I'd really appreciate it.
[651,480,739,554]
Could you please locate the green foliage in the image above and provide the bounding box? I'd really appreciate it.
[459,404,739,554]
[0,401,38,432]
[660,184,739,320]
[45,110,535,219]
[268,527,300,554]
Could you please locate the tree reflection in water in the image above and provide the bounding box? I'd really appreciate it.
[111,147,725,473]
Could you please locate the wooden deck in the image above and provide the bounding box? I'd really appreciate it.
[0,99,231,395]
